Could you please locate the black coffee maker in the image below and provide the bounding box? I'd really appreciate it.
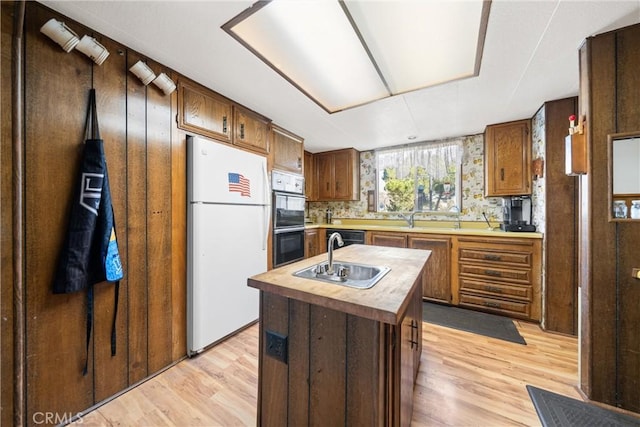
[501,196,536,232]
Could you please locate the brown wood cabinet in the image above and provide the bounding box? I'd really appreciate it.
[233,105,270,154]
[455,236,541,321]
[368,231,407,247]
[485,119,532,196]
[315,148,360,201]
[304,151,317,201]
[368,231,452,303]
[178,79,233,143]
[408,236,451,303]
[304,228,320,258]
[178,80,271,154]
[271,124,303,174]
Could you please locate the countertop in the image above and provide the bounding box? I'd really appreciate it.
[248,244,430,325]
[304,219,543,239]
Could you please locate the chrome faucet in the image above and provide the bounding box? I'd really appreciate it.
[327,232,344,274]
[400,211,418,228]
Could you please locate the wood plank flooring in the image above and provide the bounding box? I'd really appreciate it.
[74,315,579,426]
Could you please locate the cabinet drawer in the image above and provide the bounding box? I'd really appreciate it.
[459,263,531,284]
[459,277,532,301]
[459,292,531,318]
[459,248,531,267]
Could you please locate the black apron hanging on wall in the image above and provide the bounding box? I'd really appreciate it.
[53,88,124,375]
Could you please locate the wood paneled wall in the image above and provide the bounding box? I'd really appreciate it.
[1,2,187,424]
[1,2,17,427]
[579,23,640,412]
[543,97,579,335]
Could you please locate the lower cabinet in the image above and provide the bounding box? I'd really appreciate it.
[369,231,452,303]
[408,236,451,304]
[367,230,542,321]
[258,285,422,426]
[304,228,319,258]
[454,236,542,321]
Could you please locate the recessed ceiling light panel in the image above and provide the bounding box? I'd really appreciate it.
[223,0,490,113]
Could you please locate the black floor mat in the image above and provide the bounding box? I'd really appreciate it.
[527,385,640,427]
[422,302,526,345]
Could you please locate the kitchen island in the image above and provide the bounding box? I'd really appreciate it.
[248,244,431,427]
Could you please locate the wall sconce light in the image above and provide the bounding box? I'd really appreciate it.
[75,35,110,66]
[129,60,156,85]
[40,18,80,52]
[152,73,177,95]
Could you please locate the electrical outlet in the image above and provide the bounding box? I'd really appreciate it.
[265,330,288,364]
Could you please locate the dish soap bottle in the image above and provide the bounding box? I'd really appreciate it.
[325,208,332,224]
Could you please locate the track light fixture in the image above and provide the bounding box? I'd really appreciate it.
[40,18,80,52]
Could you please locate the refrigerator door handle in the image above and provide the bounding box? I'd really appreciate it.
[262,162,271,251]
[262,205,270,251]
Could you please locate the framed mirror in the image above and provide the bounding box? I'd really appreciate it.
[608,131,640,221]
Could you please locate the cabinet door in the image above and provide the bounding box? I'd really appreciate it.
[369,232,407,248]
[272,125,303,174]
[304,151,317,201]
[305,229,319,258]
[316,153,334,200]
[333,150,353,200]
[178,81,232,143]
[234,106,270,154]
[485,120,531,196]
[408,236,451,303]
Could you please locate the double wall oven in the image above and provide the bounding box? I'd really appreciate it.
[272,170,306,267]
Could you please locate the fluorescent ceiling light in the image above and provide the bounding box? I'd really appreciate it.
[223,0,491,114]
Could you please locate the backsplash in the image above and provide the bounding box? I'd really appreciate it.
[531,106,546,234]
[308,134,507,224]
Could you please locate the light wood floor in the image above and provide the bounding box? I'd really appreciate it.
[75,315,579,426]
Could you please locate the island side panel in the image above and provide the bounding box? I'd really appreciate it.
[259,292,289,426]
[309,305,347,425]
[346,314,384,427]
[288,299,310,425]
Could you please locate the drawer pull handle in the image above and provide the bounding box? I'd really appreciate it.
[484,254,501,261]
[410,320,418,349]
[484,270,502,277]
[484,302,501,308]
[484,285,502,293]
[222,115,227,134]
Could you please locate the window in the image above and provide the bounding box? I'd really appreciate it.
[376,141,462,212]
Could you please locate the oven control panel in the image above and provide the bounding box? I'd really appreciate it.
[272,170,304,195]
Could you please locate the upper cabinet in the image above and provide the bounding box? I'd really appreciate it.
[315,148,360,201]
[271,125,304,174]
[178,80,233,144]
[178,79,270,154]
[233,105,270,154]
[304,151,317,201]
[485,119,532,196]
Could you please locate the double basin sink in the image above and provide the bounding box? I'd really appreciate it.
[293,261,390,289]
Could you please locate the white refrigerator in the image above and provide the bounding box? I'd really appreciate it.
[187,135,270,355]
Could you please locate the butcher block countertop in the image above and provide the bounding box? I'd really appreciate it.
[248,244,431,325]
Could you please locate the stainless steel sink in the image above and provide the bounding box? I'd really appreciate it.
[293,261,390,289]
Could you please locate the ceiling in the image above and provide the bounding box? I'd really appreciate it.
[42,0,640,153]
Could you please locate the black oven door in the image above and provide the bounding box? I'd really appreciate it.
[273,192,305,229]
[273,227,305,267]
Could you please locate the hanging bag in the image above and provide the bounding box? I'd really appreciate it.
[52,88,123,375]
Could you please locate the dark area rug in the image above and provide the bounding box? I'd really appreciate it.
[422,302,526,345]
[527,385,640,427]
